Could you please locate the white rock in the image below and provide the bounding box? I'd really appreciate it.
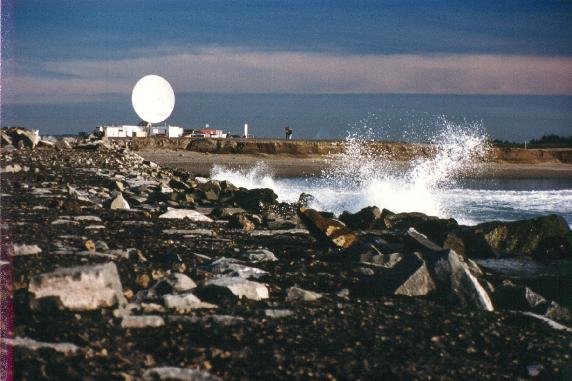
[208,257,267,279]
[121,315,165,328]
[286,287,322,302]
[74,215,103,222]
[28,262,126,311]
[143,367,221,381]
[8,337,80,355]
[1,164,22,173]
[250,229,309,236]
[205,277,269,301]
[246,249,278,262]
[13,244,42,256]
[265,309,293,318]
[108,193,130,210]
[159,209,213,222]
[163,294,216,311]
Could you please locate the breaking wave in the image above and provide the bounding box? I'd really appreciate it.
[210,116,572,226]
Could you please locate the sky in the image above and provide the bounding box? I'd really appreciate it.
[2,0,572,138]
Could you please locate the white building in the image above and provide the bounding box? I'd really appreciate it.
[98,125,184,138]
[149,126,184,138]
[98,125,147,138]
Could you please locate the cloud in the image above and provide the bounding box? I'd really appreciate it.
[4,47,572,104]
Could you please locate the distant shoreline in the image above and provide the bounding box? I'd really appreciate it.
[138,149,572,179]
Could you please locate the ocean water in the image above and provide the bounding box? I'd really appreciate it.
[211,119,572,226]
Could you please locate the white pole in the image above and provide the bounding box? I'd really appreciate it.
[244,123,249,138]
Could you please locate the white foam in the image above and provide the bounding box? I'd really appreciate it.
[209,118,572,226]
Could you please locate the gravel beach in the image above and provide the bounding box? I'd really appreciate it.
[2,133,572,380]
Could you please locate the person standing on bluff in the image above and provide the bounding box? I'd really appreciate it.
[285,127,293,140]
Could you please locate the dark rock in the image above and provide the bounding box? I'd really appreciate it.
[384,212,458,245]
[228,213,256,232]
[423,250,494,311]
[404,228,444,252]
[211,207,247,219]
[233,188,278,212]
[297,193,315,208]
[492,282,547,312]
[443,228,497,259]
[545,301,572,324]
[298,207,359,249]
[339,206,382,230]
[357,252,436,297]
[470,214,572,259]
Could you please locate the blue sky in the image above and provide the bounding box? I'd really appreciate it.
[2,0,572,136]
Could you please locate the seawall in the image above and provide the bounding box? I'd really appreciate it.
[123,137,572,164]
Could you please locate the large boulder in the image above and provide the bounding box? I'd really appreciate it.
[423,250,494,311]
[492,282,547,312]
[298,207,359,249]
[443,228,497,259]
[2,127,40,149]
[384,212,458,245]
[232,188,278,212]
[28,262,126,311]
[338,206,382,230]
[360,252,437,297]
[470,214,572,258]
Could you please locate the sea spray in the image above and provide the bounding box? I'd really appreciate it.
[315,117,491,217]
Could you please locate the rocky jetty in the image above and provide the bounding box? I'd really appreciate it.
[2,128,572,380]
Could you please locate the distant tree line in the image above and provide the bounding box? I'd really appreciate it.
[491,134,572,148]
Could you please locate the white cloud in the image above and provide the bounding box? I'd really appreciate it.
[4,47,572,104]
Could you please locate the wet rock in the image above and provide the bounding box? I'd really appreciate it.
[470,214,572,258]
[443,228,497,259]
[245,249,278,262]
[339,206,382,230]
[158,209,213,222]
[405,228,443,252]
[12,244,42,256]
[142,367,221,381]
[28,262,127,311]
[286,286,323,302]
[297,192,315,208]
[233,188,278,212]
[201,277,269,301]
[228,213,256,232]
[384,212,458,245]
[105,193,130,210]
[121,315,165,329]
[298,207,359,248]
[492,282,547,312]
